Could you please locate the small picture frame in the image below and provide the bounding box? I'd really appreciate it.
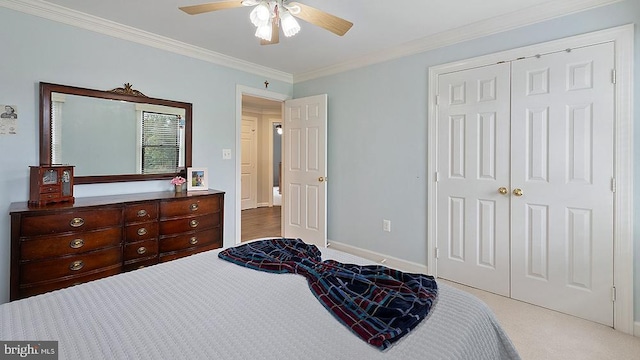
[187,167,208,191]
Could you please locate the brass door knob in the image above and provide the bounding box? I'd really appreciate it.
[498,187,508,195]
[318,177,325,182]
[513,188,523,197]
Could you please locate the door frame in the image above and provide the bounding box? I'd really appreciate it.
[235,85,290,245]
[427,24,634,333]
[268,118,283,207]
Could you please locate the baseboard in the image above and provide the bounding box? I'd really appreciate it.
[256,202,270,208]
[634,321,640,337]
[327,240,429,274]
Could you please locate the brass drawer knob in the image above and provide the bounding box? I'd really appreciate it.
[189,237,198,245]
[137,209,148,217]
[69,238,85,249]
[69,260,84,271]
[189,219,199,228]
[190,203,199,211]
[137,246,147,255]
[69,217,85,228]
[137,228,148,236]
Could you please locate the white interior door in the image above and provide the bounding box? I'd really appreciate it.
[436,63,512,296]
[241,116,257,210]
[436,42,615,326]
[510,43,615,326]
[282,94,327,248]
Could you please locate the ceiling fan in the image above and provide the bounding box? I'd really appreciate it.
[179,0,353,45]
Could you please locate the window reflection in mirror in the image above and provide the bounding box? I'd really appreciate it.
[40,82,192,184]
[51,93,185,176]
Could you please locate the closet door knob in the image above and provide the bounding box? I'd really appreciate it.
[498,187,508,195]
[513,188,523,197]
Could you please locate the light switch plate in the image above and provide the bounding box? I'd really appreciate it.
[222,149,232,159]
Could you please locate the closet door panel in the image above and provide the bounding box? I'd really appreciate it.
[510,43,615,326]
[436,63,511,296]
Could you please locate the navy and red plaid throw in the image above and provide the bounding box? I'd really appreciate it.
[218,238,438,350]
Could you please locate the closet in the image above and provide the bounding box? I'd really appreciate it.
[434,42,615,326]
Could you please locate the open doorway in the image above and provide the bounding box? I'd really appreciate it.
[240,95,283,242]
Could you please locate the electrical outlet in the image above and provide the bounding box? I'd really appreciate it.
[222,149,232,159]
[383,219,391,232]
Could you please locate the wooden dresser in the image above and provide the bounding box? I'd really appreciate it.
[9,189,224,301]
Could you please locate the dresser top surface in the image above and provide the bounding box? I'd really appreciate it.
[10,189,225,214]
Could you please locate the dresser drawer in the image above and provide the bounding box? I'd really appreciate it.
[124,222,158,242]
[160,195,222,218]
[20,246,122,284]
[40,185,60,194]
[20,208,123,236]
[124,202,159,223]
[159,213,220,235]
[20,227,122,261]
[159,228,222,253]
[124,240,158,262]
[123,257,158,272]
[19,265,121,299]
[159,242,222,263]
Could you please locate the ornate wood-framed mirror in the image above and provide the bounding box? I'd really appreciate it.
[39,82,192,184]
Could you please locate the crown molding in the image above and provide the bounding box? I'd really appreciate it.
[293,0,624,83]
[0,0,293,83]
[0,0,623,84]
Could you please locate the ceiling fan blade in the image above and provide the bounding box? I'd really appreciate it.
[260,19,280,45]
[179,1,244,15]
[288,2,353,36]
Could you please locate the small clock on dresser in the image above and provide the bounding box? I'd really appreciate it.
[29,165,75,206]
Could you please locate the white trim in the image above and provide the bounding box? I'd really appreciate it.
[267,118,282,208]
[328,240,429,275]
[235,85,289,245]
[634,321,640,338]
[427,24,634,334]
[293,0,623,82]
[0,0,292,83]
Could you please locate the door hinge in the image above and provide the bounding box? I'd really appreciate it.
[435,247,440,259]
[611,177,616,193]
[611,69,616,84]
[435,95,440,105]
[435,172,440,182]
[612,286,616,302]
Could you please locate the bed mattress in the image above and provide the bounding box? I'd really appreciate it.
[0,246,520,359]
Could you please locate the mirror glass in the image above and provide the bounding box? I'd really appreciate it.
[40,82,192,184]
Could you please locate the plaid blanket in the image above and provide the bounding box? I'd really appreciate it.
[218,238,438,350]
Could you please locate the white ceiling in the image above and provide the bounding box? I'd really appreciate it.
[19,0,620,78]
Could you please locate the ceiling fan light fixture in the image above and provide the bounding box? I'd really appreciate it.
[249,2,271,27]
[255,22,273,41]
[279,10,300,37]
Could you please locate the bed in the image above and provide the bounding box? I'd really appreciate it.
[0,242,520,359]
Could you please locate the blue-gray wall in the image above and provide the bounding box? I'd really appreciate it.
[0,7,292,303]
[293,0,640,321]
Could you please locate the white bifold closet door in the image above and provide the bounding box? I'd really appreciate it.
[437,42,615,326]
[436,63,512,297]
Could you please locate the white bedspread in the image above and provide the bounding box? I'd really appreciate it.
[0,247,520,359]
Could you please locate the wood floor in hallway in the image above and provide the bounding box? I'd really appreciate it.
[241,206,281,242]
